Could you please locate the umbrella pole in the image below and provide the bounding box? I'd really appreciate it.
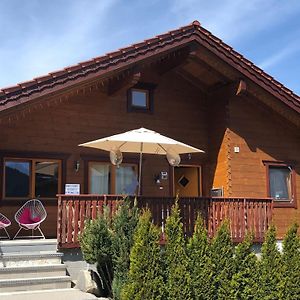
[138,143,143,196]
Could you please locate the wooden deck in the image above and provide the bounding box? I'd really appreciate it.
[57,195,273,248]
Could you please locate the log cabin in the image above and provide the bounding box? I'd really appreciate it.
[0,21,299,247]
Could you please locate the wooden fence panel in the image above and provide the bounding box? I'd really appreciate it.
[57,195,273,248]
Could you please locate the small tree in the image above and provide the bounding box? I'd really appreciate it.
[279,223,300,299]
[230,234,259,300]
[111,197,139,300]
[187,214,213,300]
[79,208,113,297]
[258,225,282,299]
[121,210,165,300]
[210,221,234,300]
[164,201,192,300]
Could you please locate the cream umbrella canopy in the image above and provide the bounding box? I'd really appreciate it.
[79,127,204,195]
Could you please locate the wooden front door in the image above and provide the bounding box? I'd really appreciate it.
[174,166,202,197]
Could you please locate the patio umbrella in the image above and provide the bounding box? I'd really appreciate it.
[79,127,204,195]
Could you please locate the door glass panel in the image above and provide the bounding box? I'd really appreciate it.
[5,161,30,197]
[89,163,110,194]
[35,161,59,197]
[116,165,137,195]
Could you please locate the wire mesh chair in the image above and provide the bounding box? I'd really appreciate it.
[13,199,47,239]
[0,213,11,239]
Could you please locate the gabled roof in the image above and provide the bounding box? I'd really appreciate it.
[0,21,299,114]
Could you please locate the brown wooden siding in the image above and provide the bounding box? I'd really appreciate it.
[0,68,299,239]
[0,70,209,237]
[205,91,230,197]
[228,96,300,238]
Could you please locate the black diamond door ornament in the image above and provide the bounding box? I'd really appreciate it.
[178,175,189,187]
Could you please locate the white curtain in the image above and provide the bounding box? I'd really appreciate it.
[116,166,138,195]
[89,164,109,194]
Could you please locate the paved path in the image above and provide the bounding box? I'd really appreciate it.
[0,288,107,300]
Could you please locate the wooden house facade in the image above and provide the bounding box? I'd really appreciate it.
[0,21,299,243]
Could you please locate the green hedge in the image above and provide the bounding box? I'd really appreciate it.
[81,199,300,300]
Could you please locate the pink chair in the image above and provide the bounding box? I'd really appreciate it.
[0,213,11,239]
[13,199,47,239]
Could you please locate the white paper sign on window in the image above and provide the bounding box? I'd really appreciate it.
[65,184,80,195]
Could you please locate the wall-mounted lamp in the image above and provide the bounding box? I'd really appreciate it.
[74,160,80,172]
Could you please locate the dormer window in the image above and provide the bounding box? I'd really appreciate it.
[127,82,155,113]
[131,89,149,109]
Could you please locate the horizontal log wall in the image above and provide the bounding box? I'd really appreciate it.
[228,96,300,238]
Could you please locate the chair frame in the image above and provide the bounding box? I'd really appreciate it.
[13,199,47,239]
[0,213,11,239]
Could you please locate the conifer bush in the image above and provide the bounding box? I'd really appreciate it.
[258,224,282,299]
[279,223,300,299]
[187,214,213,300]
[164,201,192,300]
[121,209,165,300]
[210,220,234,299]
[79,198,139,298]
[79,208,113,296]
[230,234,258,300]
[111,197,139,300]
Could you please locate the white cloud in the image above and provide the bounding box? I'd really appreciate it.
[170,0,300,43]
[259,43,300,70]
[0,0,119,87]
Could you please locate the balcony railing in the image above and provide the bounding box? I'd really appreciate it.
[57,195,273,248]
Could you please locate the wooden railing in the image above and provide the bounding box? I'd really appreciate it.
[57,195,273,248]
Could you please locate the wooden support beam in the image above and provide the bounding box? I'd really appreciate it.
[209,79,247,99]
[188,51,228,83]
[175,68,209,94]
[107,72,141,96]
[155,48,191,75]
[236,79,247,96]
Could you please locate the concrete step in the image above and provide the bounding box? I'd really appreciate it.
[0,252,63,267]
[0,288,99,300]
[0,264,67,279]
[0,276,71,292]
[0,239,57,253]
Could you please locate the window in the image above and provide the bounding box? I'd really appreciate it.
[89,163,110,194]
[4,158,61,199]
[127,82,155,112]
[131,89,149,108]
[265,162,296,207]
[89,162,138,195]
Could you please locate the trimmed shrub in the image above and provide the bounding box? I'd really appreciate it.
[164,201,192,300]
[230,234,258,300]
[79,198,139,298]
[210,221,234,299]
[111,197,139,300]
[187,214,213,300]
[121,209,165,300]
[79,208,113,297]
[258,225,282,299]
[279,223,300,299]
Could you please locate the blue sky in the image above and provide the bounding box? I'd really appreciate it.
[0,0,300,95]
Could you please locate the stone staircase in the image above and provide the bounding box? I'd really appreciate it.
[0,239,71,293]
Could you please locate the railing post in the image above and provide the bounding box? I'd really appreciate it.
[56,195,62,247]
[244,198,247,234]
